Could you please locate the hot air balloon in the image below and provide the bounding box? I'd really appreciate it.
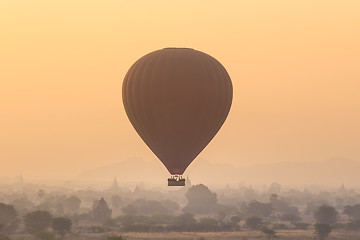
[123,48,232,186]
[37,189,45,199]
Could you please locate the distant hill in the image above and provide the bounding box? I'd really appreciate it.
[77,157,360,187]
[77,156,169,185]
[235,157,360,186]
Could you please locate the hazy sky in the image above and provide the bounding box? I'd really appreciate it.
[1,1,359,179]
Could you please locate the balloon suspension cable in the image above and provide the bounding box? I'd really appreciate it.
[168,174,185,186]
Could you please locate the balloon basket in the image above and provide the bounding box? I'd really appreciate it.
[168,175,185,186]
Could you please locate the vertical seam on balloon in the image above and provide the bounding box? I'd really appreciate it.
[127,55,152,148]
[139,50,166,162]
[123,59,142,134]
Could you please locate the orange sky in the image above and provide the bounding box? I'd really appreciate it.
[1,0,359,180]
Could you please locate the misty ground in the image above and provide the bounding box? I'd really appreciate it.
[7,230,360,240]
[2,178,360,240]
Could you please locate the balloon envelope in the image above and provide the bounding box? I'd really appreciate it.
[37,189,45,199]
[123,48,232,175]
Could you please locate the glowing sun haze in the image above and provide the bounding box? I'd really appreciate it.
[0,0,359,179]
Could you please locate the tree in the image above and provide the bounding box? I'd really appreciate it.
[314,223,332,240]
[292,222,309,230]
[280,212,301,222]
[161,200,180,213]
[261,226,276,238]
[343,204,360,220]
[148,214,174,225]
[195,218,220,232]
[64,196,81,213]
[0,203,18,233]
[230,216,241,224]
[24,210,52,234]
[314,205,338,224]
[9,197,34,212]
[346,220,360,230]
[183,184,217,214]
[245,216,262,229]
[52,217,72,238]
[270,195,299,218]
[247,201,272,218]
[270,194,290,212]
[105,232,127,240]
[122,204,138,215]
[173,213,196,225]
[167,213,196,231]
[185,184,217,206]
[216,204,238,221]
[305,201,327,215]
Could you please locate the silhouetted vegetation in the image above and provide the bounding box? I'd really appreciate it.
[246,201,272,218]
[24,210,52,234]
[0,203,18,233]
[343,204,360,220]
[1,180,360,239]
[245,216,262,229]
[105,232,127,240]
[52,217,72,238]
[314,223,332,240]
[261,226,276,238]
[64,196,81,213]
[291,222,309,230]
[183,184,217,214]
[314,205,338,224]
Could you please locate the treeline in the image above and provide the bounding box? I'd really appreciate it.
[2,183,360,240]
[107,213,240,232]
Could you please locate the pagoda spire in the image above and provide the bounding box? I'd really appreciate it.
[109,177,119,191]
